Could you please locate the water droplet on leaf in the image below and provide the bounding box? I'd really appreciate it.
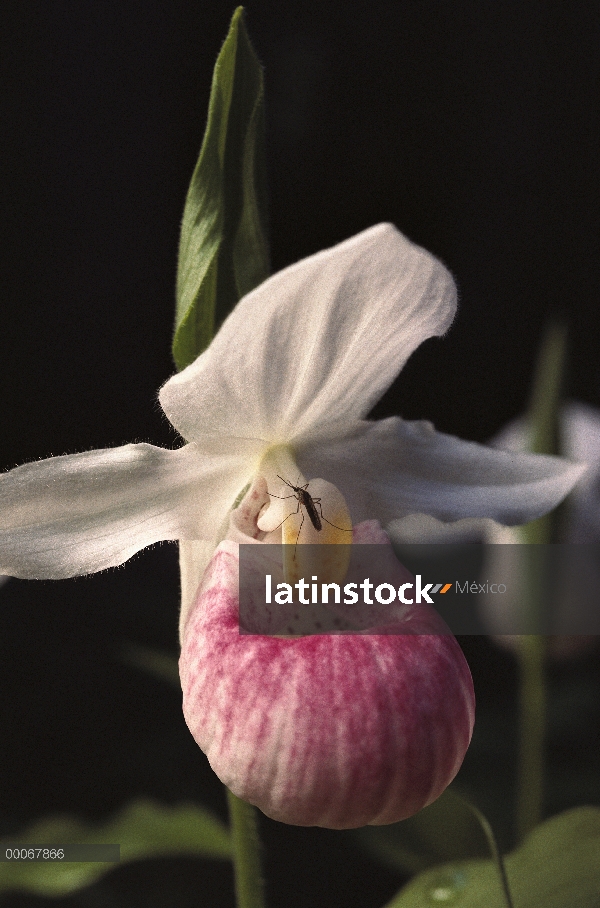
[427,871,468,903]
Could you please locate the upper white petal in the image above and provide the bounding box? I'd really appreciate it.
[300,417,587,526]
[159,224,457,446]
[0,443,252,579]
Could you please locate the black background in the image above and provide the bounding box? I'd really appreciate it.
[1,2,599,906]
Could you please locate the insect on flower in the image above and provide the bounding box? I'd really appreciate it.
[269,474,353,555]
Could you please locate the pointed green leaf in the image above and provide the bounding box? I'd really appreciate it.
[383,807,600,908]
[173,6,269,371]
[0,798,231,897]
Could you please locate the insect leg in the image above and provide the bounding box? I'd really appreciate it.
[314,499,353,534]
[293,510,305,561]
[269,498,301,533]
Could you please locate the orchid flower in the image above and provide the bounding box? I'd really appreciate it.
[478,403,600,657]
[0,223,586,826]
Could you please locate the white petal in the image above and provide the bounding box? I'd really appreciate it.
[562,402,600,466]
[301,417,587,526]
[561,404,600,541]
[159,224,456,445]
[0,443,252,579]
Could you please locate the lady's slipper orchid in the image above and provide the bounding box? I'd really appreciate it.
[0,224,587,825]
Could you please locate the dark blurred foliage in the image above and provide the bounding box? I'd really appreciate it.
[1,2,599,906]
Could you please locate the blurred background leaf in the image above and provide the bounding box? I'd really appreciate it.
[353,789,489,875]
[384,806,600,908]
[0,799,231,898]
[120,642,180,687]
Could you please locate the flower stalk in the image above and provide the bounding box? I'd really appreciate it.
[467,799,515,908]
[515,633,547,842]
[227,789,266,908]
[514,324,564,841]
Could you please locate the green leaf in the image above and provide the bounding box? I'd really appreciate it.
[0,798,231,897]
[383,806,600,908]
[173,6,269,372]
[353,789,489,875]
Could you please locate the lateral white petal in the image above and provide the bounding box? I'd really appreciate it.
[159,224,456,445]
[301,417,587,526]
[0,443,250,579]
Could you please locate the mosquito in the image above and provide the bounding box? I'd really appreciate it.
[268,474,353,556]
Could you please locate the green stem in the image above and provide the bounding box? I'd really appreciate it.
[453,793,515,908]
[469,803,515,908]
[515,634,547,842]
[226,788,266,908]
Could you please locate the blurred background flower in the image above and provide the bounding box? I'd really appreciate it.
[492,401,600,545]
[484,401,600,658]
